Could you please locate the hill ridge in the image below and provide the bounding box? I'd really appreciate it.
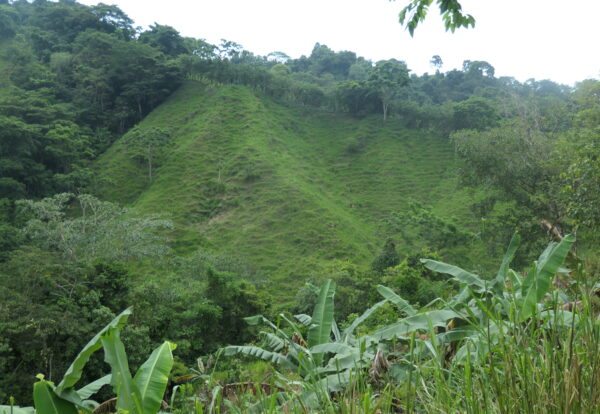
[96,80,486,300]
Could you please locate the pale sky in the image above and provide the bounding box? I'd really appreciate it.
[79,0,600,86]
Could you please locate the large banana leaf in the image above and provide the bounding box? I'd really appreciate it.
[244,314,290,340]
[518,235,574,322]
[332,320,341,342]
[310,342,356,355]
[317,370,352,392]
[312,343,372,374]
[447,286,472,308]
[223,345,297,370]
[0,407,35,414]
[421,260,486,292]
[294,314,312,326]
[76,374,112,400]
[377,285,416,316]
[494,232,521,289]
[261,332,286,352]
[445,320,502,364]
[55,307,132,404]
[371,309,461,341]
[307,279,336,349]
[342,299,388,342]
[435,325,482,344]
[454,336,491,364]
[278,313,303,333]
[539,309,579,328]
[33,380,78,414]
[244,315,266,325]
[134,341,175,414]
[208,385,223,414]
[101,328,142,414]
[507,269,523,290]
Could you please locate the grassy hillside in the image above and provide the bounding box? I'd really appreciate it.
[96,80,490,302]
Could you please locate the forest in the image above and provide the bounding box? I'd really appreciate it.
[0,0,599,412]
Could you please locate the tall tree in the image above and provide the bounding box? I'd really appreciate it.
[17,193,173,263]
[430,54,443,71]
[368,59,410,121]
[139,23,187,57]
[123,127,172,183]
[452,97,499,131]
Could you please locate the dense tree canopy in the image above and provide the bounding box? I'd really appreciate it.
[1,1,599,407]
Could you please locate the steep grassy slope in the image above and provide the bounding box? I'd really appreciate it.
[96,80,489,302]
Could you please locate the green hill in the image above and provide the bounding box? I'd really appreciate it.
[96,80,489,302]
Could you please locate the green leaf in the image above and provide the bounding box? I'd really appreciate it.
[377,285,416,316]
[223,345,297,370]
[244,314,285,335]
[294,314,312,326]
[454,336,490,364]
[507,269,522,289]
[76,374,112,400]
[243,315,265,325]
[134,341,175,414]
[33,380,78,414]
[55,307,132,399]
[0,406,36,414]
[208,385,222,414]
[318,349,371,375]
[101,328,142,414]
[317,370,352,392]
[520,262,537,296]
[447,286,472,308]
[307,279,336,349]
[436,325,481,344]
[342,299,388,342]
[310,342,356,355]
[332,320,341,342]
[278,313,302,333]
[421,260,486,291]
[371,309,461,341]
[519,235,575,322]
[495,232,520,287]
[539,309,579,328]
[244,314,292,342]
[261,332,286,352]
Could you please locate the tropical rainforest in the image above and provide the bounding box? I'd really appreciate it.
[0,1,599,413]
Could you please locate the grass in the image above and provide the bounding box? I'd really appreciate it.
[95,80,493,304]
[174,244,600,414]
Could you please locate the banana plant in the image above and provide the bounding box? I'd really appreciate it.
[371,233,577,365]
[0,407,35,414]
[223,279,387,393]
[1,308,176,414]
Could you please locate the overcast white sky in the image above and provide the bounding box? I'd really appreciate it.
[79,0,600,86]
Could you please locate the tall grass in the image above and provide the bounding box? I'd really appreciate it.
[408,283,599,413]
[178,243,599,413]
[195,289,597,413]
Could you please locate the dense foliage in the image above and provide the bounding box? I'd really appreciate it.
[0,0,599,410]
[0,0,182,200]
[4,235,599,413]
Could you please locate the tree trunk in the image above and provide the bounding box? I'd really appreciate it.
[137,97,143,121]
